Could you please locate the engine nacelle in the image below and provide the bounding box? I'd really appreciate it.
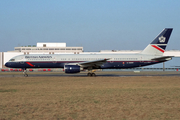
[64,65,81,73]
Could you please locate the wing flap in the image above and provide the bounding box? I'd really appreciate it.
[79,58,110,67]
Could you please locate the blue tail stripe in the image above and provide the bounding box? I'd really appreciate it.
[157,45,166,50]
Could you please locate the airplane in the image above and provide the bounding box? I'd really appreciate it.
[5,28,173,77]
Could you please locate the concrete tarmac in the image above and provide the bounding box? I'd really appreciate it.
[0,71,180,77]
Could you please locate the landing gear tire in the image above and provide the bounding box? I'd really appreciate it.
[87,73,96,77]
[91,73,96,77]
[87,73,92,77]
[24,74,28,77]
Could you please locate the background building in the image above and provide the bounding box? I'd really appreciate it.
[0,43,83,68]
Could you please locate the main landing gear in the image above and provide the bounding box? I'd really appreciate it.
[23,68,28,77]
[87,73,96,77]
[87,69,96,77]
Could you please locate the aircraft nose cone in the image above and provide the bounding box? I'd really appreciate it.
[5,62,11,67]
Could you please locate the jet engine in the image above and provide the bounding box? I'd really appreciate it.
[64,65,82,73]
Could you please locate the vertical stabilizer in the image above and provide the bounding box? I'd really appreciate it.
[141,28,173,55]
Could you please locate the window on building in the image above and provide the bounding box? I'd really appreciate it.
[26,48,31,50]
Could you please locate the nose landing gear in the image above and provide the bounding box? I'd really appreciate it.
[23,68,28,77]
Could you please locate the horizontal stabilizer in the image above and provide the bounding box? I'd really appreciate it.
[151,56,173,61]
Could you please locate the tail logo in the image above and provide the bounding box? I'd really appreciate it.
[159,36,166,43]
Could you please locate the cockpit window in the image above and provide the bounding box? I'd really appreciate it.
[9,59,15,62]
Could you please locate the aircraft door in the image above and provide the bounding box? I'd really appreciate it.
[110,58,114,63]
[139,56,144,67]
[19,56,26,68]
[140,57,144,63]
[53,57,57,64]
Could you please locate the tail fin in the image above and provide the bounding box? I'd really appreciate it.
[141,28,173,55]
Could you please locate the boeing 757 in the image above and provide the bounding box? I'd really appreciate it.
[5,28,173,77]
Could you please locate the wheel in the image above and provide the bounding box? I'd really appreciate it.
[24,74,28,77]
[87,73,92,77]
[91,73,96,77]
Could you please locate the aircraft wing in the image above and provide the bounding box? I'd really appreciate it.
[151,56,174,61]
[78,58,110,68]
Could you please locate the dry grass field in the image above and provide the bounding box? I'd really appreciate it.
[0,75,180,120]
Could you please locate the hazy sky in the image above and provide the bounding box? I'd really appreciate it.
[0,0,180,52]
[1,0,180,67]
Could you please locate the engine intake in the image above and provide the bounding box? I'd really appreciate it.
[64,65,81,73]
